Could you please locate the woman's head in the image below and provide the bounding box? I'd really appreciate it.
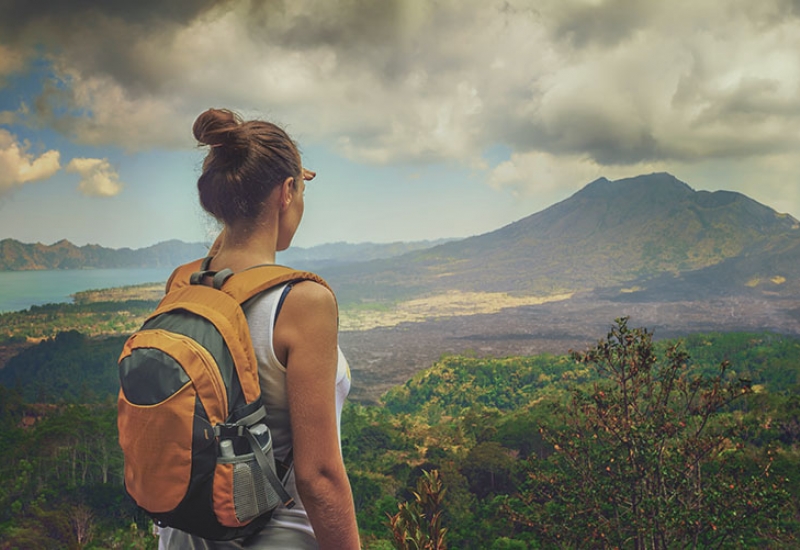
[193,108,302,227]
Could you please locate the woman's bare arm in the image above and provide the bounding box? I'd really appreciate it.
[275,281,361,550]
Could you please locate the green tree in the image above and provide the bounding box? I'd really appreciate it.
[461,442,516,499]
[509,318,786,549]
[388,470,448,550]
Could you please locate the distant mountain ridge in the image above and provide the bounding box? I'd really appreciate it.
[0,239,210,271]
[0,238,454,272]
[4,173,798,306]
[321,173,800,303]
[277,239,455,269]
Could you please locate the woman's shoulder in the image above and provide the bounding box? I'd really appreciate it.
[282,279,337,318]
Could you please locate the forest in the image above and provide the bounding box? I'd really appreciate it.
[0,320,798,548]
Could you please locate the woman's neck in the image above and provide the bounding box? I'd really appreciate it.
[209,222,279,272]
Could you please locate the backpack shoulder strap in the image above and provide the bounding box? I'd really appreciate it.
[165,257,208,293]
[164,258,333,307]
[221,264,333,306]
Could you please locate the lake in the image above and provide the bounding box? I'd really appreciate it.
[0,268,175,313]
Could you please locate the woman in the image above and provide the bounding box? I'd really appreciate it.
[159,108,361,549]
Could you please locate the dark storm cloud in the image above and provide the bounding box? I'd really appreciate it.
[0,0,227,40]
[244,0,404,47]
[0,0,231,94]
[237,0,447,85]
[550,0,655,49]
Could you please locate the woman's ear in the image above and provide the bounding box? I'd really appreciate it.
[279,176,295,211]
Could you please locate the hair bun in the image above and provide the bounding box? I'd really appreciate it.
[194,109,302,225]
[192,108,241,148]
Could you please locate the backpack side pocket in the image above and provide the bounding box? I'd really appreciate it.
[214,426,282,526]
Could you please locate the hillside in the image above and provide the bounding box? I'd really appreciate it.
[1,329,797,548]
[0,239,209,271]
[0,237,452,272]
[276,238,455,268]
[322,173,800,303]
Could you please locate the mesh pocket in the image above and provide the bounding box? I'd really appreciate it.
[232,455,281,522]
[214,425,283,526]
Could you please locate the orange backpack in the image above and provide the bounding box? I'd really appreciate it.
[117,257,329,540]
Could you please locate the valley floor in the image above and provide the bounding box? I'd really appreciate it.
[342,293,800,402]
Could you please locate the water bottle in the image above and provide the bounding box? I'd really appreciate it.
[250,424,267,436]
[219,439,235,458]
[249,423,271,449]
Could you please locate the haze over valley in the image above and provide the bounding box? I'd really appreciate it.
[2,173,798,401]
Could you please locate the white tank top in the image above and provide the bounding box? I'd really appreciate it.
[243,281,352,538]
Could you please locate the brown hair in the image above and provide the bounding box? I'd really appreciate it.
[193,108,301,224]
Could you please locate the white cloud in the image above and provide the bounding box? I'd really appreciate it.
[0,129,61,194]
[488,151,666,198]
[66,157,124,197]
[0,44,25,80]
[670,152,800,219]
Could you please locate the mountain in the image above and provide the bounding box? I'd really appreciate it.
[323,173,800,398]
[0,238,454,272]
[607,229,800,302]
[0,239,210,271]
[276,239,455,270]
[4,173,797,301]
[321,173,800,304]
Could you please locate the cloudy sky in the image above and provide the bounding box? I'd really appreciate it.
[1,0,799,249]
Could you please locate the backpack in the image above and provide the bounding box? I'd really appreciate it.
[117,257,330,540]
